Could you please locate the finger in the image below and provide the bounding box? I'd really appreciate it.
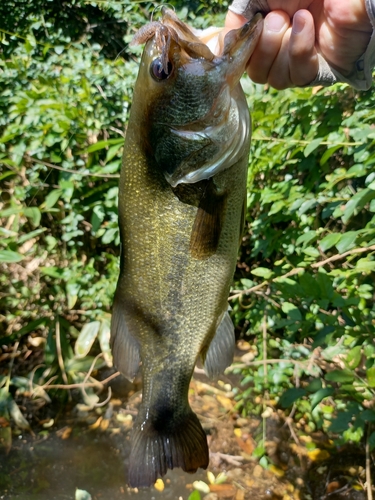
[267,28,293,89]
[288,10,319,86]
[225,10,248,30]
[246,10,290,84]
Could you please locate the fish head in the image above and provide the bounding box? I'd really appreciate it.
[132,8,263,187]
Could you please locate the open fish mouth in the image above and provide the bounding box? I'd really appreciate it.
[132,8,263,187]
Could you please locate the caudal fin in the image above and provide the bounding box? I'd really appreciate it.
[128,408,209,487]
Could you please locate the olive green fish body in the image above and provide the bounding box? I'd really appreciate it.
[111,9,263,487]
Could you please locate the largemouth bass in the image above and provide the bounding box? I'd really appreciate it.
[111,8,262,488]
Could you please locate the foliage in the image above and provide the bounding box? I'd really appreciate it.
[231,78,375,451]
[0,0,374,463]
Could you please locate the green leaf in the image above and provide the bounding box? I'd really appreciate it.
[310,387,335,409]
[279,388,307,408]
[75,321,101,358]
[40,266,64,278]
[342,188,375,224]
[325,370,355,383]
[367,367,375,387]
[24,207,41,227]
[304,137,323,157]
[188,491,201,500]
[319,233,341,252]
[335,231,357,253]
[302,246,320,258]
[42,188,63,209]
[82,138,123,154]
[0,250,23,263]
[360,410,375,422]
[251,267,273,279]
[369,432,375,451]
[345,346,362,369]
[355,258,375,274]
[101,227,118,244]
[281,302,302,321]
[18,228,46,244]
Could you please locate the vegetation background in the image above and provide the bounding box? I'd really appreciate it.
[0,0,374,485]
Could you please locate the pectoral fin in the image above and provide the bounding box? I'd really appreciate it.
[110,294,141,381]
[202,311,235,380]
[189,180,227,260]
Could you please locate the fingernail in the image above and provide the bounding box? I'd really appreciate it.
[292,12,306,34]
[265,13,286,33]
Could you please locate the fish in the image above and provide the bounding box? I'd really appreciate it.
[110,8,263,488]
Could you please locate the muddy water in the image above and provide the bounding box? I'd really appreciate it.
[0,428,207,499]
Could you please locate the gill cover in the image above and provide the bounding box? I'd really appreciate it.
[132,8,263,187]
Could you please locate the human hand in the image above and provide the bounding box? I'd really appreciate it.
[225,0,372,89]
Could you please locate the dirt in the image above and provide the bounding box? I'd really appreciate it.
[0,366,370,500]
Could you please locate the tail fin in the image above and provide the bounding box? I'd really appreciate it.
[128,408,209,487]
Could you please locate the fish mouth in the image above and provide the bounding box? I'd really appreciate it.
[161,10,263,187]
[132,9,263,187]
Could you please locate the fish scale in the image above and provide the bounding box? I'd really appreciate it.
[111,8,263,488]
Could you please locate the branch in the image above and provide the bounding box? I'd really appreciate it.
[230,245,375,301]
[23,156,120,178]
[252,134,362,147]
[41,371,121,390]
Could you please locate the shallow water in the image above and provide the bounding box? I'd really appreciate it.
[0,427,207,500]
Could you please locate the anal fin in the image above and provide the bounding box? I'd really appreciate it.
[110,294,141,381]
[202,310,235,380]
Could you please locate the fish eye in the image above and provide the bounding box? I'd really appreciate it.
[150,58,173,81]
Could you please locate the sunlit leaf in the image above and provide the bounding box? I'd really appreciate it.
[304,137,323,157]
[251,267,273,279]
[319,233,341,252]
[75,489,92,500]
[345,346,362,369]
[75,321,101,358]
[8,399,30,430]
[0,250,23,263]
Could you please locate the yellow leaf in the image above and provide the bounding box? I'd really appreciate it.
[89,417,102,430]
[234,428,242,437]
[207,471,216,484]
[154,479,164,492]
[216,395,233,411]
[307,448,330,462]
[269,465,285,477]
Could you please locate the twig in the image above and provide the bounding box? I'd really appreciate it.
[209,452,244,467]
[55,320,70,399]
[252,135,362,147]
[226,358,306,371]
[262,312,268,381]
[230,244,375,301]
[23,156,120,178]
[41,371,121,390]
[5,341,19,392]
[311,244,375,268]
[366,424,374,500]
[95,387,112,407]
